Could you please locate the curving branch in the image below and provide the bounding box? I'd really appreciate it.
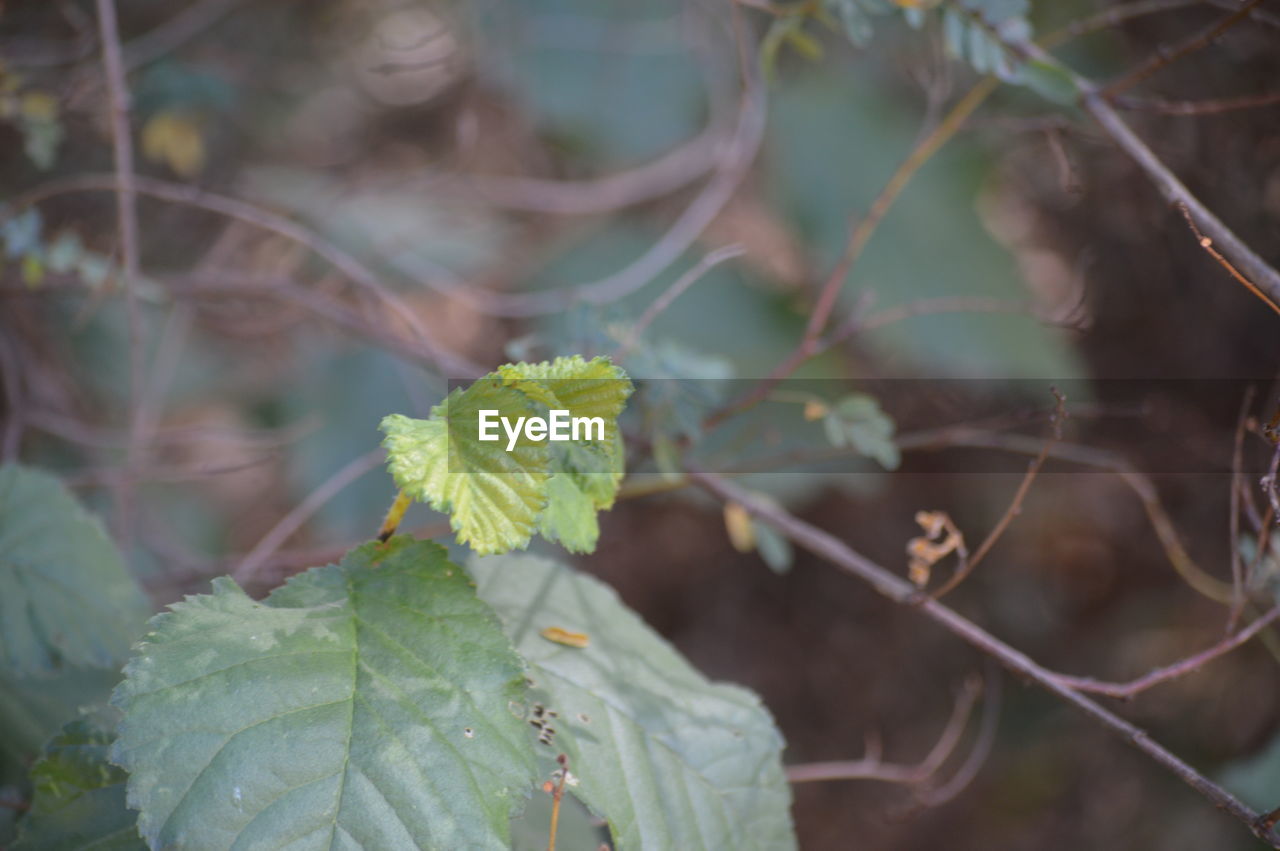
[6,174,482,378]
[690,468,1279,848]
[954,1,1280,312]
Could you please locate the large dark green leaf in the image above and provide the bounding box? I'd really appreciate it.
[0,465,150,675]
[471,554,797,850]
[111,538,537,850]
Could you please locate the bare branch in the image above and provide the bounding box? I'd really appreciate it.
[614,244,745,359]
[690,468,1278,848]
[787,675,981,785]
[953,1,1280,311]
[232,450,385,585]
[1050,605,1280,700]
[929,389,1066,600]
[7,174,482,377]
[1099,0,1264,97]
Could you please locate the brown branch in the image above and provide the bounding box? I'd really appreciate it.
[1050,604,1280,700]
[952,2,1280,332]
[787,675,981,785]
[689,469,1278,848]
[1099,0,1265,98]
[6,174,481,377]
[614,244,746,360]
[94,0,147,550]
[929,389,1066,599]
[706,77,999,428]
[1039,0,1201,49]
[1114,89,1280,116]
[231,449,385,585]
[1177,202,1280,317]
[909,664,1001,808]
[452,57,767,318]
[1229,388,1257,630]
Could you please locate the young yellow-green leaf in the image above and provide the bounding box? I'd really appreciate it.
[497,355,632,436]
[13,717,144,851]
[382,378,550,554]
[111,538,537,850]
[382,357,633,555]
[471,554,797,851]
[0,465,150,674]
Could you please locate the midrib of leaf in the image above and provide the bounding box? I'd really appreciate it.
[325,570,358,850]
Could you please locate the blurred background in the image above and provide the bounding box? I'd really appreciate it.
[3,0,1280,847]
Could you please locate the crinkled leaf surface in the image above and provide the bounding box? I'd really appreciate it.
[470,554,797,850]
[14,717,143,850]
[111,538,536,850]
[382,379,549,554]
[0,465,150,674]
[382,357,633,554]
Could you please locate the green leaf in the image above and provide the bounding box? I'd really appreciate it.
[382,380,549,555]
[471,554,797,851]
[0,667,121,787]
[753,521,794,575]
[111,538,537,850]
[14,717,144,850]
[0,465,151,675]
[382,356,633,555]
[822,394,900,470]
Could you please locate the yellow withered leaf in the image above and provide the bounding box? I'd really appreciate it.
[724,501,756,553]
[540,626,590,648]
[142,112,205,177]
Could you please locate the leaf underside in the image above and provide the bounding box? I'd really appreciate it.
[470,554,797,851]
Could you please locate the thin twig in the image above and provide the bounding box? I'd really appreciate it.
[911,663,1001,808]
[1051,604,1280,700]
[929,389,1066,599]
[1229,388,1256,631]
[1099,0,1264,97]
[1176,202,1280,317]
[614,244,745,359]
[232,450,384,585]
[806,76,1001,343]
[94,0,146,549]
[952,1,1280,327]
[547,753,570,851]
[1114,90,1280,116]
[689,469,1278,848]
[6,174,481,377]
[787,675,980,785]
[1038,0,1201,49]
[707,77,999,428]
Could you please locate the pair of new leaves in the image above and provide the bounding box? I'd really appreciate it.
[381,355,634,555]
